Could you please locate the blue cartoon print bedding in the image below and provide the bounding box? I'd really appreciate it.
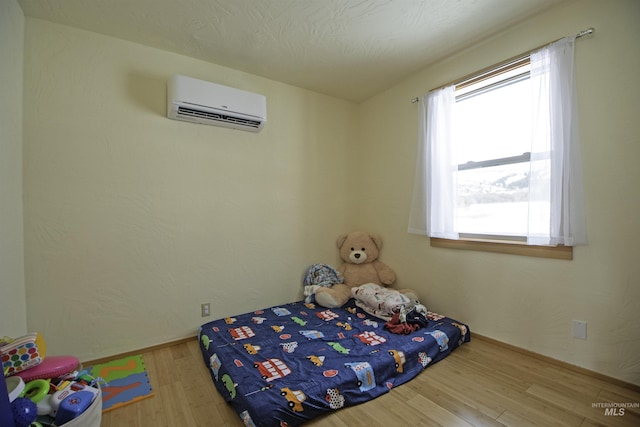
[198,299,470,427]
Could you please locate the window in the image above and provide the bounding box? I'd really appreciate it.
[408,37,587,257]
[454,57,535,240]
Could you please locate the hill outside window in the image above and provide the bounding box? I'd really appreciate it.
[408,37,587,258]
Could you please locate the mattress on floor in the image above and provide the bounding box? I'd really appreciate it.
[199,298,470,427]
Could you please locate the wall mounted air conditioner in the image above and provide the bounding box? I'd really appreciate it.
[167,74,267,132]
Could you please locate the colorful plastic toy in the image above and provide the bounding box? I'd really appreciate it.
[10,397,37,427]
[15,355,79,382]
[5,375,25,402]
[0,333,47,376]
[19,379,49,403]
[54,390,94,425]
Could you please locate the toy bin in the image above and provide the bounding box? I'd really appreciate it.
[57,387,102,427]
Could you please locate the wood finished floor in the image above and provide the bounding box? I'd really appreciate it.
[100,337,639,427]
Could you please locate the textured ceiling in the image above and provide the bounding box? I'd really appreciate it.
[17,0,568,102]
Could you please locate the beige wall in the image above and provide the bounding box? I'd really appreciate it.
[23,18,354,361]
[355,0,640,385]
[16,0,639,386]
[0,0,27,336]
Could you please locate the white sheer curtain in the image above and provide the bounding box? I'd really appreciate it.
[408,36,587,246]
[529,36,587,245]
[408,86,458,239]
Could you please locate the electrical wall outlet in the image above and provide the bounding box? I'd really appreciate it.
[201,303,211,317]
[573,320,587,340]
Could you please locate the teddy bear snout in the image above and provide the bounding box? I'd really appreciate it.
[349,250,367,264]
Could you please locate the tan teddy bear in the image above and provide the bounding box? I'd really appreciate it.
[315,231,415,308]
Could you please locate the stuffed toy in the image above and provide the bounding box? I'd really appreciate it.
[315,232,400,308]
[302,263,343,303]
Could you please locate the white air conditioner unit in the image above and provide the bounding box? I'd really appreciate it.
[167,75,266,132]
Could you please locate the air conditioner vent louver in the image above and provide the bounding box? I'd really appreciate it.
[167,75,266,132]
[177,106,261,129]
